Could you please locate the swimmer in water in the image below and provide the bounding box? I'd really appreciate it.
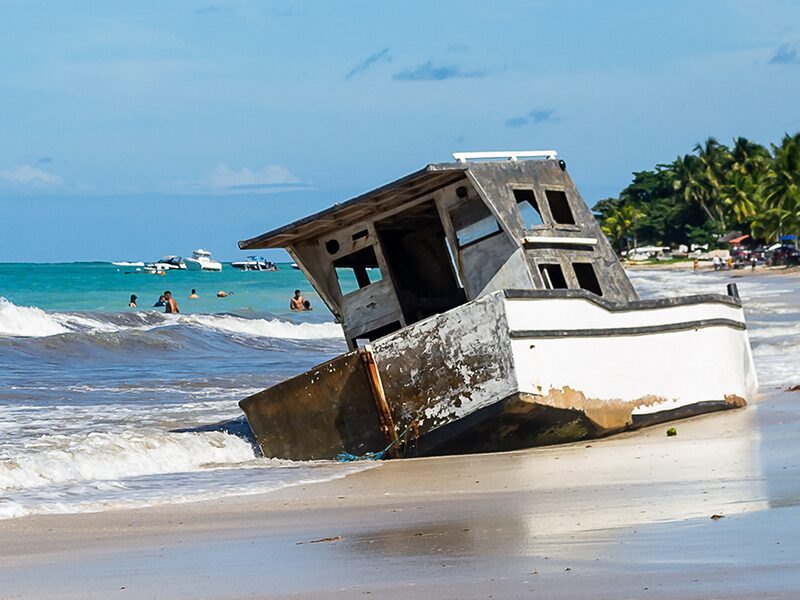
[189,289,199,299]
[164,290,179,314]
[128,294,137,308]
[290,289,304,311]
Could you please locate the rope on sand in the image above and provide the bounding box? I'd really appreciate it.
[335,427,410,462]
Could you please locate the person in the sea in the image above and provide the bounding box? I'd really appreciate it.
[302,299,313,311]
[153,295,166,307]
[216,290,228,298]
[128,294,137,308]
[189,289,199,299]
[290,289,304,311]
[164,290,179,313]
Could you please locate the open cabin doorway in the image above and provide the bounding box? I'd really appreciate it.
[375,200,466,325]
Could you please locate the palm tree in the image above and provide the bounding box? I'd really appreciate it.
[720,170,760,227]
[670,154,720,232]
[601,204,645,253]
[730,137,770,176]
[693,137,732,232]
[764,133,800,242]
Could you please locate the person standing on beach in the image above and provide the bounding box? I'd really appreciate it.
[164,291,179,314]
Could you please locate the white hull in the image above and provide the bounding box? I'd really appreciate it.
[184,258,222,271]
[242,286,758,459]
[504,294,757,423]
[366,288,757,438]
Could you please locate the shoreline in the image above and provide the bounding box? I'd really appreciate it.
[626,261,800,277]
[2,391,799,598]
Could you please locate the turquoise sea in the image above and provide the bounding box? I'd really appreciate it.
[0,263,798,520]
[0,262,329,315]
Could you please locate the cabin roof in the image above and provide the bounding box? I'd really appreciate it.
[238,162,468,250]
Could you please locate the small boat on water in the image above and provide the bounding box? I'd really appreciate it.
[112,261,145,267]
[231,256,278,271]
[236,150,758,460]
[184,249,223,272]
[144,256,185,273]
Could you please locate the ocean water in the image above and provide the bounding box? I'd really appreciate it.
[0,263,797,520]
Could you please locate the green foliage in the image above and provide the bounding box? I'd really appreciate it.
[597,132,800,251]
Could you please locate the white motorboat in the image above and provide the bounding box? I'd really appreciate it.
[184,249,223,272]
[231,256,278,271]
[112,261,145,267]
[143,256,185,273]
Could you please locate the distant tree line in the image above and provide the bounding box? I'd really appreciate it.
[594,132,800,253]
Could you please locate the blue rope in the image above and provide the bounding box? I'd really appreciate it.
[335,427,410,462]
[335,451,383,462]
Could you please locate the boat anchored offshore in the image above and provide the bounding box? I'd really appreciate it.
[184,249,223,272]
[143,255,185,273]
[231,256,278,271]
[236,151,758,460]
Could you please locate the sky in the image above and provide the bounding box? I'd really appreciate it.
[1,0,799,262]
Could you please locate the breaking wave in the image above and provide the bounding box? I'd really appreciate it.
[0,429,375,520]
[0,297,71,337]
[178,313,342,340]
[0,430,256,492]
[0,297,342,341]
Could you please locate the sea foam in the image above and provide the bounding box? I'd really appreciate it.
[0,297,343,340]
[0,297,70,337]
[0,430,257,491]
[179,313,343,340]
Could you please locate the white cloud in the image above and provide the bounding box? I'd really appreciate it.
[0,165,63,187]
[207,163,305,191]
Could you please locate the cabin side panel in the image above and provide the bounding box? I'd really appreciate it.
[467,160,639,303]
[434,181,535,299]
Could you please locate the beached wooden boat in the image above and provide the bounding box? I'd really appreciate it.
[237,151,758,459]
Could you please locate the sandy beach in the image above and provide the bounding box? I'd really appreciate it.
[627,261,800,276]
[2,383,799,599]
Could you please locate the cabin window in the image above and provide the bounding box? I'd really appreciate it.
[572,262,603,296]
[538,263,568,289]
[512,189,544,228]
[333,246,383,296]
[450,197,501,249]
[545,190,576,225]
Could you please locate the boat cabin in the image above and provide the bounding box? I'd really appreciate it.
[239,151,638,350]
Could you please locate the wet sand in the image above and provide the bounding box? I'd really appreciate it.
[2,388,799,599]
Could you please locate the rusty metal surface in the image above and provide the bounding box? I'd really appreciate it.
[358,346,400,458]
[238,352,387,460]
